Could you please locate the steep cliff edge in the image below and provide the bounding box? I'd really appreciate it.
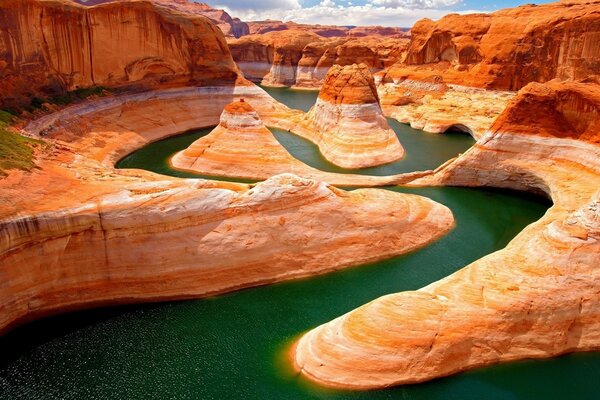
[294,64,404,169]
[228,32,408,88]
[294,78,600,388]
[71,0,250,38]
[0,0,241,108]
[384,0,600,90]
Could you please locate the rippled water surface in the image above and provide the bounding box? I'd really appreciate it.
[1,87,598,400]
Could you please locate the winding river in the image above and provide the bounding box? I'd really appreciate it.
[2,88,599,400]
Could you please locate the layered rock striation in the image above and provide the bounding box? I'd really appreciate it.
[0,81,453,334]
[294,78,600,388]
[228,32,409,88]
[294,64,404,169]
[71,0,250,38]
[0,0,241,108]
[384,0,600,90]
[171,100,409,185]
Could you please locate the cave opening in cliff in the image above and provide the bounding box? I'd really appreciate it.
[443,124,474,137]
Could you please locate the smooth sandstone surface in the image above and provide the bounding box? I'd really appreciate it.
[294,64,405,168]
[0,0,241,108]
[294,79,600,389]
[171,100,410,185]
[0,82,454,334]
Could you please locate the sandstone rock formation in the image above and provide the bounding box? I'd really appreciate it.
[228,30,324,86]
[294,78,600,388]
[377,74,515,139]
[294,64,404,168]
[384,0,600,90]
[247,20,410,38]
[171,100,410,185]
[71,0,250,38]
[0,80,453,334]
[0,0,241,108]
[228,32,409,88]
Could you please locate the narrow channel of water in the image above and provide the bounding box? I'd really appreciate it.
[1,87,597,400]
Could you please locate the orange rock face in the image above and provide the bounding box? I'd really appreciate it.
[294,78,600,389]
[228,31,408,87]
[71,0,250,38]
[247,20,410,38]
[385,0,600,90]
[0,0,241,108]
[294,64,405,168]
[171,100,412,185]
[0,83,453,334]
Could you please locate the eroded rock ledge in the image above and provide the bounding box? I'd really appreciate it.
[0,83,454,334]
[293,78,600,389]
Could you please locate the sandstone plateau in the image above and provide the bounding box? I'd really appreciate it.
[293,64,404,169]
[247,20,410,38]
[294,78,600,388]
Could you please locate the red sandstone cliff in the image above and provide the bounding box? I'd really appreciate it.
[385,0,600,90]
[247,20,409,38]
[228,31,408,87]
[0,0,241,108]
[70,0,249,37]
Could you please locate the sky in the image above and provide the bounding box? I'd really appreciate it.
[211,0,550,27]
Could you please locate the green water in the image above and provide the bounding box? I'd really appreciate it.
[258,85,319,112]
[2,88,599,400]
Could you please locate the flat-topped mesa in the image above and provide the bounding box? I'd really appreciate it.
[293,78,600,389]
[299,63,404,169]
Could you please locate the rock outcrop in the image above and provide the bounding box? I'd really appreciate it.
[0,0,241,108]
[171,100,410,185]
[247,20,410,38]
[228,32,408,87]
[71,0,250,38]
[377,73,515,139]
[294,78,600,388]
[0,81,453,334]
[384,0,600,90]
[294,64,404,169]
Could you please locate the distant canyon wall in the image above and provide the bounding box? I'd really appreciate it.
[0,0,241,108]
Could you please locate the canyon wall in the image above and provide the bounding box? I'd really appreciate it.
[71,0,250,38]
[0,0,241,108]
[294,78,600,388]
[385,0,600,90]
[228,32,409,88]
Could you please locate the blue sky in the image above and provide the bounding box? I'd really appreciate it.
[211,0,552,27]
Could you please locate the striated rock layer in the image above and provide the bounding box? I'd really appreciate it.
[384,0,600,90]
[294,64,404,169]
[71,0,250,38]
[294,78,600,388]
[377,73,515,139]
[171,100,409,185]
[0,82,454,334]
[228,32,408,88]
[247,20,410,38]
[0,0,241,108]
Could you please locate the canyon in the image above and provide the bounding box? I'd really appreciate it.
[0,0,599,397]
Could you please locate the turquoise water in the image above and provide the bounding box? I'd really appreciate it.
[1,88,598,400]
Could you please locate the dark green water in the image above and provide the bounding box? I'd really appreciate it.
[258,85,319,112]
[2,88,599,400]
